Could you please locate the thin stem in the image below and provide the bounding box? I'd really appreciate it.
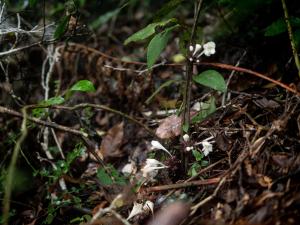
[181,0,204,172]
[3,107,28,225]
[281,0,300,78]
[182,0,204,132]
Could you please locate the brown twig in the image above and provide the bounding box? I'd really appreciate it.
[199,62,300,95]
[50,103,156,137]
[61,43,300,95]
[0,105,87,137]
[146,159,226,192]
[145,177,221,192]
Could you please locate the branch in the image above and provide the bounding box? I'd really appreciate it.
[0,105,87,137]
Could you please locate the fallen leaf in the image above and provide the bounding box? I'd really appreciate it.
[100,122,125,159]
[156,115,182,139]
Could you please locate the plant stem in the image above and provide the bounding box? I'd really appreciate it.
[182,0,204,132]
[281,0,300,78]
[3,107,28,225]
[182,0,203,172]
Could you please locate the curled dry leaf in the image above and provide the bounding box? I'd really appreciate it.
[100,122,125,160]
[156,111,197,139]
[156,115,182,139]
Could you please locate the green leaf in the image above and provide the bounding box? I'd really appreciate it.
[29,0,38,7]
[294,29,300,47]
[182,123,189,133]
[147,26,176,68]
[264,17,300,36]
[145,79,180,104]
[153,0,183,21]
[192,149,203,161]
[41,96,65,106]
[188,162,201,177]
[97,168,113,186]
[193,70,227,92]
[124,18,177,45]
[70,80,96,92]
[54,15,70,39]
[191,97,216,124]
[264,19,286,36]
[90,8,121,29]
[110,166,126,185]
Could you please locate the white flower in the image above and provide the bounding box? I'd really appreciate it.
[185,146,194,151]
[192,44,202,57]
[203,41,216,56]
[127,200,155,220]
[151,140,172,156]
[141,158,167,179]
[127,202,144,220]
[143,200,154,214]
[192,102,201,111]
[121,163,134,175]
[183,134,190,142]
[202,141,213,156]
[189,45,194,52]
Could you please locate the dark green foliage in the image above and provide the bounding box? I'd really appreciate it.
[54,15,71,39]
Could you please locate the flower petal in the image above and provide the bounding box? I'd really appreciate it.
[151,140,172,156]
[127,202,144,220]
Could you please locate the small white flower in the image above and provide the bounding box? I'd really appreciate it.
[151,140,172,156]
[185,146,194,151]
[145,158,165,167]
[192,44,202,57]
[192,102,201,111]
[141,158,167,179]
[189,45,194,52]
[203,41,216,56]
[202,141,213,156]
[143,200,154,214]
[183,134,190,142]
[189,57,193,62]
[121,163,134,175]
[127,202,144,220]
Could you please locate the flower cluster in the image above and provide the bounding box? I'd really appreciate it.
[188,41,216,63]
[183,134,214,156]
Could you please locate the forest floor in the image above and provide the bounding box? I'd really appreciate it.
[1,3,300,225]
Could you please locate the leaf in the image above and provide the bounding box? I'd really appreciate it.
[70,80,96,92]
[155,114,182,139]
[90,8,121,29]
[156,111,198,139]
[110,165,126,185]
[54,15,71,39]
[182,123,189,133]
[145,79,179,105]
[191,97,216,123]
[29,0,38,7]
[264,17,300,36]
[193,70,227,92]
[41,96,65,106]
[147,29,172,68]
[264,19,286,36]
[192,150,203,162]
[100,122,124,159]
[124,18,177,45]
[153,0,183,21]
[97,168,113,186]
